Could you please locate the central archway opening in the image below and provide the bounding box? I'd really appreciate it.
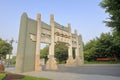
[40,42,69,65]
[40,43,49,65]
[55,42,68,64]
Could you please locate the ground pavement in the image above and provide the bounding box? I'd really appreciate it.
[5,64,120,80]
[22,71,120,80]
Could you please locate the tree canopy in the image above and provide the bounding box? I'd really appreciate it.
[40,45,49,62]
[84,31,120,61]
[55,42,68,63]
[100,0,120,32]
[0,38,12,58]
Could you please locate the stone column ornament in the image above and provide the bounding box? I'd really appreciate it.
[46,14,58,70]
[66,23,75,66]
[35,13,42,71]
[79,35,84,64]
[74,30,81,65]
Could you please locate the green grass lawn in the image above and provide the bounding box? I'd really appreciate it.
[0,72,51,80]
[0,73,5,80]
[21,76,50,80]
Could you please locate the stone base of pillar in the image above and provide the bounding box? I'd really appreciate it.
[66,56,75,66]
[74,56,83,66]
[46,55,58,70]
[35,55,42,71]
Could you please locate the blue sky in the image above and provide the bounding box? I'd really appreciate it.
[0,0,111,54]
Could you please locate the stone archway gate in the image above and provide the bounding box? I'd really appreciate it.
[15,13,84,73]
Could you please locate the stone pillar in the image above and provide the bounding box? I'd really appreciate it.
[66,23,75,66]
[15,13,28,73]
[46,14,57,70]
[35,13,42,71]
[79,35,84,64]
[74,30,82,65]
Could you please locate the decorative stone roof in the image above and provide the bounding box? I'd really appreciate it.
[54,21,69,32]
[41,21,51,30]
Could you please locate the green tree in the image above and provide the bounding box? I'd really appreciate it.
[84,39,98,61]
[40,46,49,62]
[95,33,113,58]
[8,56,16,64]
[84,32,120,61]
[100,0,120,32]
[0,38,12,58]
[112,31,120,59]
[55,42,68,63]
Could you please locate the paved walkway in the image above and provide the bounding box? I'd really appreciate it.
[5,64,120,80]
[22,71,120,80]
